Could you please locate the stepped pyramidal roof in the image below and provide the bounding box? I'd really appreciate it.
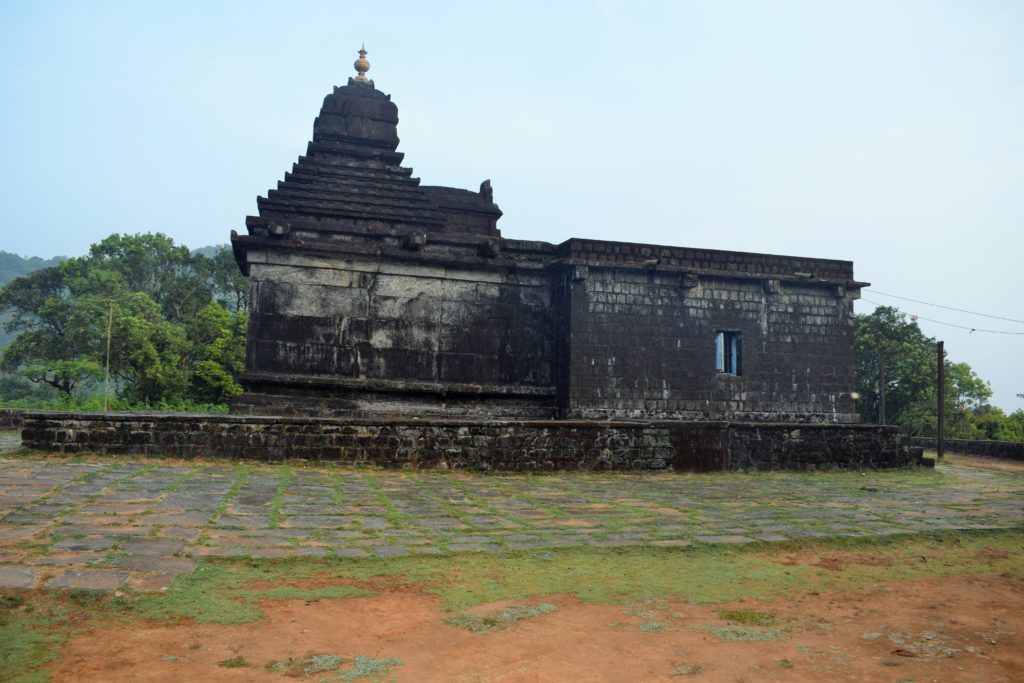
[240,47,502,247]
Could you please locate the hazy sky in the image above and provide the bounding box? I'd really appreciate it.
[1,1,1022,411]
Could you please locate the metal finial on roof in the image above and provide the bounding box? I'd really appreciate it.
[353,44,371,83]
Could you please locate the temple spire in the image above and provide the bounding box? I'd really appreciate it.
[351,45,373,86]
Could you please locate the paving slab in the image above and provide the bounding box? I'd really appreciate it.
[280,515,354,528]
[51,537,117,552]
[45,569,131,590]
[0,566,36,588]
[121,539,187,556]
[113,555,197,574]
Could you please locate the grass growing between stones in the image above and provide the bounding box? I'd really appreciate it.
[1,528,1022,681]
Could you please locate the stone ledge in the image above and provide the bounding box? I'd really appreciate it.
[20,411,916,472]
[905,437,1024,461]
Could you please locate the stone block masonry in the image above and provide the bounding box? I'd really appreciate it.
[0,409,24,430]
[21,412,917,471]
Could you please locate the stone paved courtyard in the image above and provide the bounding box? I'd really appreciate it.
[0,439,1022,592]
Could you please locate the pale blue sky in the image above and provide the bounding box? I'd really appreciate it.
[1,1,1022,410]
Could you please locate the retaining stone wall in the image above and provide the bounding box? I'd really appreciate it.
[21,411,915,471]
[21,412,671,471]
[0,409,25,431]
[906,437,1024,461]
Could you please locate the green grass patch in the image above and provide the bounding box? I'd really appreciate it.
[218,655,249,668]
[444,603,557,633]
[0,593,71,683]
[336,655,403,681]
[268,653,344,675]
[131,562,375,625]
[718,609,777,626]
[691,623,788,641]
[638,620,671,632]
[267,653,402,680]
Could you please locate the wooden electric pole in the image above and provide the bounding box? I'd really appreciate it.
[937,340,945,460]
[878,349,886,425]
[103,302,113,412]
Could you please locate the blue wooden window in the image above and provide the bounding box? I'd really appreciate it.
[715,331,741,375]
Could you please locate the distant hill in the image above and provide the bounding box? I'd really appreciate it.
[0,251,67,349]
[0,251,65,289]
[191,244,230,259]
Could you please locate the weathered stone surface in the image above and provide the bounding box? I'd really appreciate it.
[51,537,116,552]
[0,566,35,588]
[45,569,131,590]
[21,413,914,471]
[113,555,196,575]
[120,539,186,556]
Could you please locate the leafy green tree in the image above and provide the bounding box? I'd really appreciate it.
[209,248,250,312]
[854,306,992,437]
[0,233,249,408]
[187,301,247,403]
[854,306,935,432]
[972,406,1024,442]
[0,266,88,395]
[84,233,216,324]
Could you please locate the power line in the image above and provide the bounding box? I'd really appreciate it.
[869,289,1024,325]
[861,298,1024,336]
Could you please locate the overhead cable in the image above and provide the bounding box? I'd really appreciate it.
[869,289,1024,325]
[860,298,1024,336]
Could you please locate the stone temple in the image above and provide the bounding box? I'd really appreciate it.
[231,50,865,428]
[22,50,918,469]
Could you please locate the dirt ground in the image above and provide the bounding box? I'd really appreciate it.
[51,570,1023,682]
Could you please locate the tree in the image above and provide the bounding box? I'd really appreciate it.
[0,233,249,407]
[854,306,992,437]
[84,233,216,324]
[972,406,1024,442]
[208,248,250,312]
[186,301,247,403]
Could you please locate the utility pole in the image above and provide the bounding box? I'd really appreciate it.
[937,340,945,460]
[878,349,886,425]
[103,302,113,412]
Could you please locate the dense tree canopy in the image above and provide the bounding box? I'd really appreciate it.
[0,233,248,408]
[853,306,1016,439]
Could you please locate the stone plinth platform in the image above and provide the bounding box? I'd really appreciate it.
[20,411,918,471]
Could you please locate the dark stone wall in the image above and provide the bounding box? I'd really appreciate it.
[0,409,25,430]
[21,412,670,471]
[724,423,911,470]
[558,238,855,281]
[21,412,917,472]
[557,247,859,422]
[906,437,1024,461]
[242,241,557,417]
